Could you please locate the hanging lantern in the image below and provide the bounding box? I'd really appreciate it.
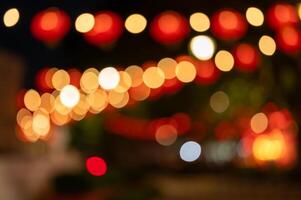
[30,8,70,44]
[211,9,247,40]
[266,3,299,30]
[84,11,123,47]
[276,26,301,54]
[150,11,190,45]
[194,60,220,85]
[233,43,260,72]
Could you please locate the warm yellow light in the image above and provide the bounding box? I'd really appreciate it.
[189,12,210,32]
[54,95,71,115]
[16,108,31,127]
[252,130,284,161]
[52,70,70,91]
[246,7,264,27]
[75,13,95,33]
[190,35,215,60]
[210,91,230,113]
[258,35,276,56]
[32,111,50,137]
[157,57,177,79]
[143,67,165,88]
[24,89,41,112]
[3,8,20,27]
[175,61,196,83]
[250,112,268,134]
[50,111,70,126]
[114,71,132,93]
[109,91,129,108]
[87,89,108,113]
[80,68,99,94]
[125,65,144,87]
[60,85,80,108]
[214,50,234,72]
[125,14,147,34]
[40,93,55,113]
[72,93,89,116]
[98,67,120,90]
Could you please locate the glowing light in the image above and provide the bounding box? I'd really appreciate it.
[114,71,132,93]
[246,7,264,27]
[258,35,277,56]
[155,124,177,146]
[125,14,147,34]
[210,91,230,113]
[157,57,177,79]
[24,89,41,112]
[60,85,80,108]
[108,90,127,107]
[175,61,196,83]
[251,112,268,134]
[75,13,95,33]
[252,130,284,161]
[87,89,108,113]
[86,156,107,176]
[125,65,144,87]
[16,108,31,127]
[233,43,260,72]
[40,93,55,113]
[214,50,234,72]
[110,91,129,108]
[143,67,165,89]
[190,35,215,60]
[50,110,70,125]
[180,141,201,162]
[3,8,20,27]
[189,12,210,32]
[98,67,120,90]
[32,111,50,137]
[129,83,150,101]
[52,70,70,90]
[80,68,99,94]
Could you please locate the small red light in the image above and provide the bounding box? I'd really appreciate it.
[86,156,107,176]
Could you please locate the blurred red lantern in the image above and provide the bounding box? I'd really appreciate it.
[211,9,247,40]
[150,11,190,45]
[194,60,220,85]
[31,8,70,43]
[84,11,123,46]
[233,43,260,72]
[276,26,301,54]
[266,3,299,30]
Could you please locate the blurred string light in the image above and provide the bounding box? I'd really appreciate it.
[32,110,50,137]
[114,71,132,93]
[214,50,234,72]
[125,14,147,34]
[252,129,284,161]
[80,68,99,94]
[209,91,230,113]
[189,12,210,32]
[189,35,215,60]
[246,7,264,27]
[142,67,165,88]
[125,65,144,87]
[86,156,107,176]
[175,61,196,83]
[59,84,80,108]
[180,141,201,162]
[250,112,268,134]
[75,13,95,33]
[52,69,70,90]
[24,89,41,112]
[258,35,276,56]
[157,57,177,79]
[3,8,20,27]
[155,124,178,146]
[98,67,120,90]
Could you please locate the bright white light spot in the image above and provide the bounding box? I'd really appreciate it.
[180,141,201,162]
[60,85,80,108]
[189,35,215,60]
[98,67,120,90]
